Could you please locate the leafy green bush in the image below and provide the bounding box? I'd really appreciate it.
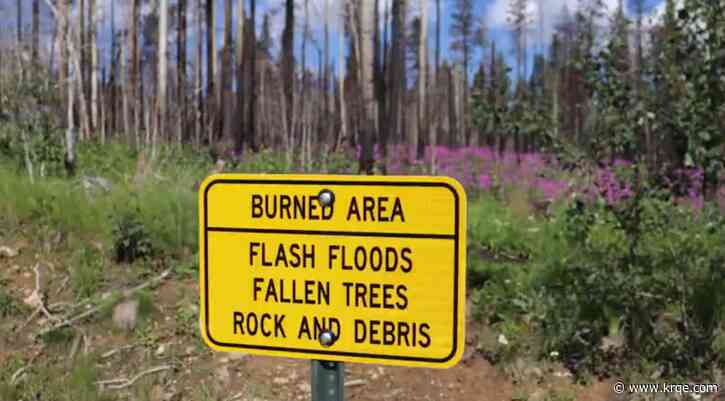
[537,192,725,378]
[112,206,154,264]
[470,184,725,380]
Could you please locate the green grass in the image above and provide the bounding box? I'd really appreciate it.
[67,356,103,401]
[0,283,17,317]
[71,246,104,298]
[0,356,110,401]
[0,145,202,261]
[0,141,342,263]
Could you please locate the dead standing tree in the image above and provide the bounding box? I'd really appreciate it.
[358,0,376,174]
[44,0,91,176]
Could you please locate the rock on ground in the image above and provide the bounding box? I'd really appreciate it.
[112,299,140,331]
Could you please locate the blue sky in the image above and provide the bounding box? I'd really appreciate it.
[1,0,666,81]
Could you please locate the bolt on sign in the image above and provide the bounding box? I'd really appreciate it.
[198,175,467,368]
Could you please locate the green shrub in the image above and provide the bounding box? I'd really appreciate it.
[469,185,725,380]
[537,192,725,378]
[112,206,154,264]
[0,283,18,317]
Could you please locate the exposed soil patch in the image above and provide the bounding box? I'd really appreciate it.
[0,233,628,401]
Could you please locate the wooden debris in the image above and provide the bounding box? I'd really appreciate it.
[37,269,171,337]
[344,379,367,387]
[96,365,173,390]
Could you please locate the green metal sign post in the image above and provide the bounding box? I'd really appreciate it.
[311,360,344,401]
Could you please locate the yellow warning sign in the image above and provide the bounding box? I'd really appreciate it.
[199,174,467,368]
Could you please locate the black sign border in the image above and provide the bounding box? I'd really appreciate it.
[202,178,462,364]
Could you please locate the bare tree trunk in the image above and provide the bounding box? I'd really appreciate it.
[336,1,348,151]
[281,0,295,154]
[21,129,35,183]
[44,0,89,175]
[429,84,438,174]
[178,0,188,147]
[71,10,91,145]
[67,59,76,176]
[155,0,168,160]
[207,0,216,145]
[436,0,441,75]
[259,61,268,147]
[32,0,39,64]
[459,65,466,145]
[235,0,245,154]
[130,0,140,149]
[100,77,106,142]
[323,0,331,147]
[279,80,291,165]
[346,1,361,148]
[122,34,130,145]
[145,95,152,147]
[79,0,87,140]
[359,0,376,174]
[416,0,428,160]
[90,0,99,139]
[374,0,381,138]
[195,0,204,149]
[109,0,117,137]
[246,0,257,151]
[448,67,457,146]
[347,2,361,85]
[300,0,309,168]
[221,0,233,143]
[387,0,406,156]
[17,0,23,45]
[634,0,644,82]
[57,0,68,127]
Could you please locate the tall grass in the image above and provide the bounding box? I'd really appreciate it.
[0,146,202,258]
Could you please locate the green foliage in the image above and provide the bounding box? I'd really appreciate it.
[112,206,154,264]
[471,51,512,145]
[0,356,111,401]
[0,281,18,317]
[538,189,725,378]
[231,148,291,173]
[39,326,75,346]
[0,66,65,178]
[175,299,199,338]
[470,184,725,379]
[76,141,137,181]
[469,198,533,258]
[132,184,198,257]
[134,289,156,324]
[67,357,102,401]
[0,165,109,236]
[655,0,725,190]
[174,253,199,279]
[587,8,641,161]
[72,246,105,298]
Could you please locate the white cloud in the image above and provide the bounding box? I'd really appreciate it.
[484,0,672,49]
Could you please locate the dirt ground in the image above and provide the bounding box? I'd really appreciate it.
[0,236,689,401]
